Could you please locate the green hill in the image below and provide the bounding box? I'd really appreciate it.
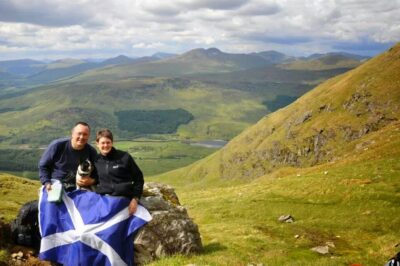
[0,59,46,76]
[252,50,295,64]
[0,77,270,145]
[280,54,363,70]
[66,48,299,82]
[67,49,255,81]
[45,59,87,70]
[188,65,350,87]
[154,43,400,184]
[0,173,39,222]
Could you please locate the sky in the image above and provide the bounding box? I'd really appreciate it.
[0,0,399,60]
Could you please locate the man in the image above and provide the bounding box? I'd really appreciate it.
[39,121,97,191]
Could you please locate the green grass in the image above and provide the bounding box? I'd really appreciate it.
[147,119,400,265]
[114,140,219,176]
[0,173,40,222]
[2,170,38,180]
[146,155,400,265]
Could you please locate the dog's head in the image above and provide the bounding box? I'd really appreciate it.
[77,158,93,177]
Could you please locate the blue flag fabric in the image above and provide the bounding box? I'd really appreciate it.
[38,187,152,266]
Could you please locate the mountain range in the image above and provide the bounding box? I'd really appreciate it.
[0,48,366,86]
[0,48,367,147]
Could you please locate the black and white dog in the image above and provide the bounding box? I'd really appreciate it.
[76,158,94,190]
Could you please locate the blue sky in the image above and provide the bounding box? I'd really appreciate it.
[0,0,398,60]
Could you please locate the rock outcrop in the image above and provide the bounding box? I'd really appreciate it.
[134,182,203,265]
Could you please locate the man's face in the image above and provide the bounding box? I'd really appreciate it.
[71,124,90,150]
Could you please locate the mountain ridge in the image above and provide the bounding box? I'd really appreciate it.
[0,48,367,88]
[280,54,364,70]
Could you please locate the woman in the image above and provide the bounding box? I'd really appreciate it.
[94,128,144,215]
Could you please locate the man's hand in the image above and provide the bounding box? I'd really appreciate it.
[45,183,52,191]
[128,198,139,215]
[76,176,95,187]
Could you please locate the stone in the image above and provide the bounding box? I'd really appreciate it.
[311,245,330,254]
[296,111,312,125]
[278,215,294,223]
[134,182,203,265]
[326,241,335,248]
[16,251,23,259]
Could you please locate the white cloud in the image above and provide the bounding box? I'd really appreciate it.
[0,0,398,60]
[132,42,164,49]
[235,0,281,16]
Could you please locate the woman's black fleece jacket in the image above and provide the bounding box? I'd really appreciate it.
[94,147,143,199]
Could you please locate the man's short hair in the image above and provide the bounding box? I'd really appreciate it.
[74,121,90,131]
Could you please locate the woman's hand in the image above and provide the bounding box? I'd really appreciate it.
[128,198,139,215]
[76,176,95,187]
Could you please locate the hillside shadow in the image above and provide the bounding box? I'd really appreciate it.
[202,242,227,254]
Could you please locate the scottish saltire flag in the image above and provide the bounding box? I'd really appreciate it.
[38,185,152,266]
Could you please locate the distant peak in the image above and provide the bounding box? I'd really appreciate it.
[102,55,136,65]
[206,48,222,54]
[257,50,285,55]
[183,47,224,58]
[114,55,130,59]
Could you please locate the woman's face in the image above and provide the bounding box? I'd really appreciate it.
[96,137,113,155]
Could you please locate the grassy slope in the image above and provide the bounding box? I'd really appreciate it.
[0,174,40,222]
[148,122,400,265]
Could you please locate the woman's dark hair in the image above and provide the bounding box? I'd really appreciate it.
[96,128,113,142]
